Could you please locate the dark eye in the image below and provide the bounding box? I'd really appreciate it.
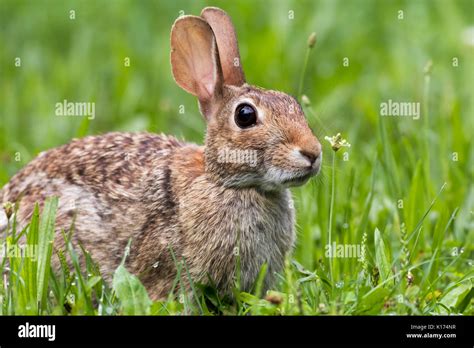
[235,103,257,128]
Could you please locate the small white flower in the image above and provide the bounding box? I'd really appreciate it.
[301,95,311,107]
[462,26,474,47]
[324,133,351,152]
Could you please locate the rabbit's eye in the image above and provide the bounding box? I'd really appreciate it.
[235,104,257,128]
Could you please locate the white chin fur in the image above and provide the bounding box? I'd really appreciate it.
[263,167,295,184]
[221,169,292,190]
[221,166,317,191]
[262,166,311,189]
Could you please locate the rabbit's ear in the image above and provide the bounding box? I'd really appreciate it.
[171,15,223,118]
[201,7,246,87]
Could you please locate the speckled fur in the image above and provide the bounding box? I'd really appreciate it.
[0,131,296,298]
[0,8,322,300]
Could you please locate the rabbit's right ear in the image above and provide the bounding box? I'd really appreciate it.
[201,7,246,87]
[171,16,223,119]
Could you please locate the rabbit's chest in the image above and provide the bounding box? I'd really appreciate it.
[180,186,295,291]
[234,193,295,288]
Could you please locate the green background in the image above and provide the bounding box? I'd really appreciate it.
[0,0,472,314]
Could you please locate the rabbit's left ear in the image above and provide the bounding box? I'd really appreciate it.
[201,7,246,87]
[170,15,224,119]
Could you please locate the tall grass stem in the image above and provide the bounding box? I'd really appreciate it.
[297,48,311,100]
[328,153,336,287]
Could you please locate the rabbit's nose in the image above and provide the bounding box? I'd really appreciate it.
[300,149,321,167]
[299,149,318,165]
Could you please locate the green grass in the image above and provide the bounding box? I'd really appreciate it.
[0,0,473,315]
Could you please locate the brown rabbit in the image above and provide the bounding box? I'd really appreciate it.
[0,7,322,300]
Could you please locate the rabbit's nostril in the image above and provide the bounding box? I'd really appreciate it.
[299,150,318,166]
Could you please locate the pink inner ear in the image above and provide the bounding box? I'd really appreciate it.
[195,70,215,101]
[190,33,216,101]
[203,77,215,99]
[171,17,221,102]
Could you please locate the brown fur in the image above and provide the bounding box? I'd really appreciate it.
[0,7,321,300]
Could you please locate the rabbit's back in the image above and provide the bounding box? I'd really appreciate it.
[0,132,188,276]
[2,132,184,202]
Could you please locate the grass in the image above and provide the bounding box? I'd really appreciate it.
[0,0,473,315]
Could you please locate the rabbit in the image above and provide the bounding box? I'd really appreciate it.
[0,7,322,300]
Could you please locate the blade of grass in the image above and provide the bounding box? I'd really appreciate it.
[37,196,58,313]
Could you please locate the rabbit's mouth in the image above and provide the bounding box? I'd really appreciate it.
[281,153,322,187]
[281,170,315,186]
